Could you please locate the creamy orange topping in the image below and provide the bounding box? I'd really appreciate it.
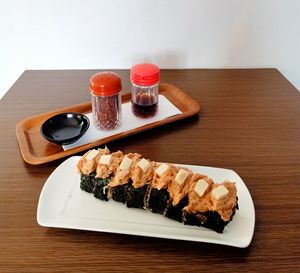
[108,153,141,187]
[131,159,155,188]
[152,163,177,190]
[168,167,193,206]
[183,174,213,214]
[95,151,123,179]
[77,148,109,175]
[210,181,237,221]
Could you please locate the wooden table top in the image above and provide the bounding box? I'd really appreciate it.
[1,69,299,272]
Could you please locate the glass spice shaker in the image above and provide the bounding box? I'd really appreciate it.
[130,63,160,118]
[89,71,122,130]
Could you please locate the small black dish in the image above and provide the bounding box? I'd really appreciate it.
[40,112,90,145]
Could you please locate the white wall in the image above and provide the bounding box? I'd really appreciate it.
[1,0,299,99]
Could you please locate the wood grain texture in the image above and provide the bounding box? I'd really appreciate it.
[15,83,200,165]
[0,69,300,273]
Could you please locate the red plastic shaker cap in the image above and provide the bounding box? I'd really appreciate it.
[90,71,122,96]
[130,63,160,86]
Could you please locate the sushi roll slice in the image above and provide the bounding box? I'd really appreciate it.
[164,168,195,222]
[126,158,155,209]
[203,181,238,232]
[183,177,238,233]
[108,153,141,204]
[146,163,177,214]
[93,151,123,201]
[77,148,110,193]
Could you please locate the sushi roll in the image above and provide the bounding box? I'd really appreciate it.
[77,148,239,234]
[183,177,238,233]
[93,151,123,201]
[127,158,155,209]
[146,163,177,214]
[108,153,141,204]
[77,148,110,193]
[164,167,194,222]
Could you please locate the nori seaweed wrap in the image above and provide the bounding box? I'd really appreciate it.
[183,205,238,233]
[126,183,149,209]
[80,171,111,201]
[93,177,111,201]
[80,172,96,193]
[183,211,227,233]
[147,187,170,214]
[111,182,132,204]
[165,196,188,222]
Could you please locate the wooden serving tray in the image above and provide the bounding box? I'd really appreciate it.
[16,83,200,165]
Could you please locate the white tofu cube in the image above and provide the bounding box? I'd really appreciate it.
[119,156,133,170]
[85,149,99,160]
[175,169,189,185]
[212,185,229,200]
[194,179,209,197]
[99,154,112,165]
[137,158,150,173]
[155,163,169,177]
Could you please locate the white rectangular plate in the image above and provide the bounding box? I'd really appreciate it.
[37,156,255,248]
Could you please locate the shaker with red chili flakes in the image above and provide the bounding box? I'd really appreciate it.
[89,72,122,130]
